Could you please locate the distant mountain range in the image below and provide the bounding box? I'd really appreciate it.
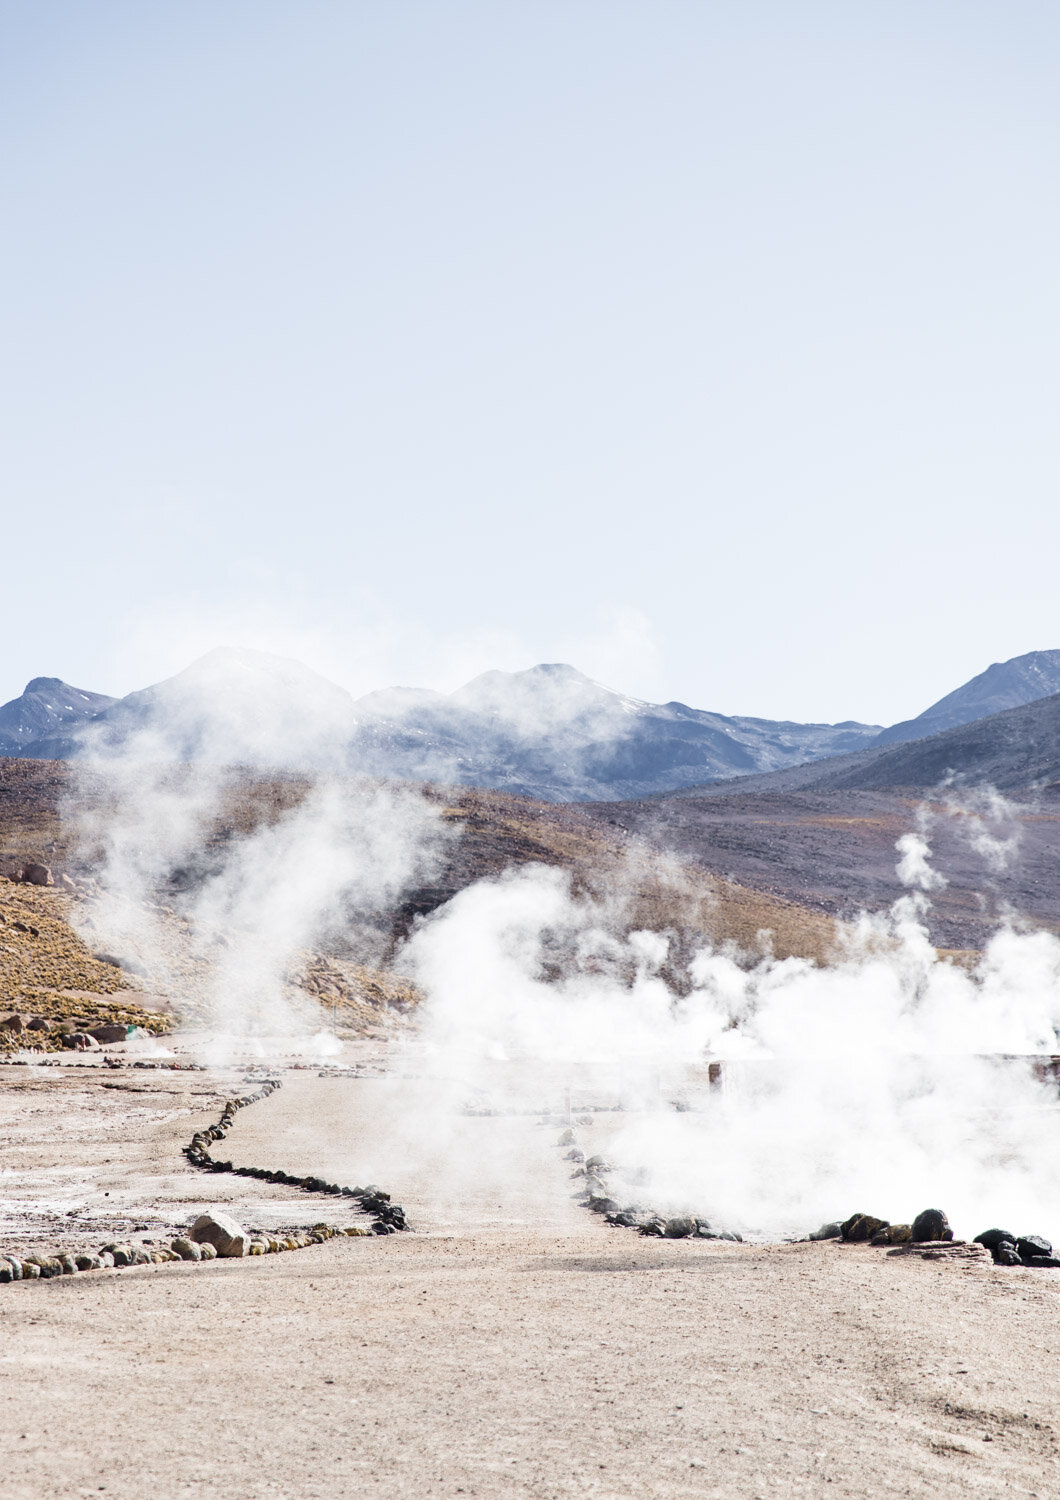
[670,687,1060,798]
[1,647,1058,801]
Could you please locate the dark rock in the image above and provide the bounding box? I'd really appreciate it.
[26,1016,56,1032]
[994,1246,1021,1266]
[911,1209,952,1243]
[588,1196,619,1214]
[2,1256,23,1281]
[841,1213,889,1242]
[74,1253,102,1271]
[871,1225,913,1246]
[719,1230,743,1242]
[19,862,53,886]
[605,1211,638,1228]
[664,1217,696,1239]
[1027,1256,1060,1269]
[58,1254,78,1274]
[0,1014,26,1032]
[808,1222,842,1241]
[1018,1235,1053,1263]
[171,1238,202,1261]
[974,1228,1019,1251]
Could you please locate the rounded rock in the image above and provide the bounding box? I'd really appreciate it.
[911,1208,952,1243]
[974,1228,1018,1252]
[1018,1234,1053,1263]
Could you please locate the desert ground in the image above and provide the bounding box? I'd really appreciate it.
[3,1046,1060,1500]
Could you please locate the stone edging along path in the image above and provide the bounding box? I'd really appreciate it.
[1,1072,410,1287]
[181,1076,409,1234]
[555,1126,1057,1269]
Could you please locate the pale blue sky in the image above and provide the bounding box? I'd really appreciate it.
[2,1,1058,724]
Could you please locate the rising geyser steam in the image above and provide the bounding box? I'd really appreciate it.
[403,824,1060,1242]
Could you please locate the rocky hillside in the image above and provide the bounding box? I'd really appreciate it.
[581,783,1060,952]
[0,756,846,1027]
[875,650,1060,746]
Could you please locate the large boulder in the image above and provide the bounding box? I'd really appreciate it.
[88,1024,129,1045]
[19,863,52,886]
[190,1211,247,1258]
[61,1031,100,1050]
[911,1208,952,1243]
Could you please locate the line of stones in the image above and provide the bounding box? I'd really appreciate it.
[0,1074,409,1286]
[1,1222,365,1282]
[182,1076,410,1234]
[553,1127,743,1242]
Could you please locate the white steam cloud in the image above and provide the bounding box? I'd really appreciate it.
[65,657,449,1057]
[402,830,1060,1243]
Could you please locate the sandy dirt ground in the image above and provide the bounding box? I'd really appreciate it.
[3,1056,1060,1499]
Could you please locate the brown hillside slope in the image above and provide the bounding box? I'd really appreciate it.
[0,760,841,1007]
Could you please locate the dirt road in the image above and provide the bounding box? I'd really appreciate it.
[2,1062,1059,1498]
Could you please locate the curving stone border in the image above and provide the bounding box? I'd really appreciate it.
[180,1076,410,1234]
[551,1126,742,1242]
[1,1071,411,1288]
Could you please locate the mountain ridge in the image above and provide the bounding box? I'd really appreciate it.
[874,649,1060,747]
[3,646,1058,801]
